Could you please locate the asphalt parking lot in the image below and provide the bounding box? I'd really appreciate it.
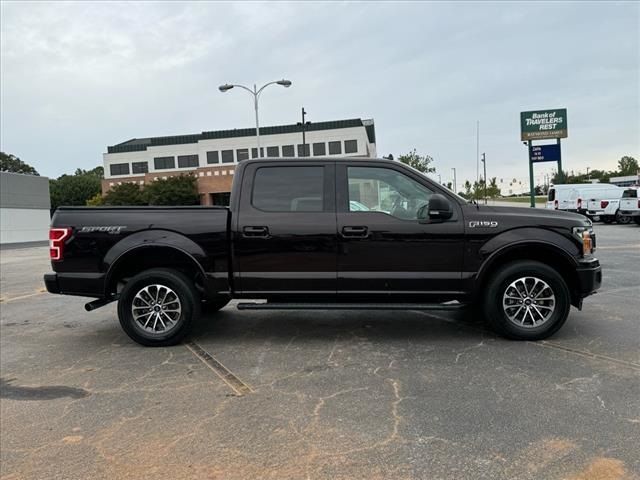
[1,224,639,480]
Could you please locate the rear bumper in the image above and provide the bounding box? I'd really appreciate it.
[44,272,105,298]
[575,257,602,298]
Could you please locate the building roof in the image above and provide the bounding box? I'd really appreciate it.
[108,118,376,154]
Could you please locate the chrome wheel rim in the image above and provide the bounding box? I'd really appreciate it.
[502,276,556,328]
[131,284,182,335]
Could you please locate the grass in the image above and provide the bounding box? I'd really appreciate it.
[498,196,547,203]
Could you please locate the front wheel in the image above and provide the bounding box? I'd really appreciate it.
[117,268,200,347]
[483,261,570,340]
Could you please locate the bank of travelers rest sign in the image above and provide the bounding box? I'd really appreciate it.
[520,108,568,141]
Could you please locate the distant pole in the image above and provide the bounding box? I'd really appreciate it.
[586,167,590,181]
[481,153,487,204]
[476,121,480,185]
[297,107,311,157]
[452,167,457,193]
[438,174,442,185]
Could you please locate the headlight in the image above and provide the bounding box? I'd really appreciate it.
[572,226,595,255]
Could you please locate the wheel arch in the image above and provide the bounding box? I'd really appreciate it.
[104,244,207,298]
[475,241,582,308]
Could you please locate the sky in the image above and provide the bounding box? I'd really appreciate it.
[1,1,639,187]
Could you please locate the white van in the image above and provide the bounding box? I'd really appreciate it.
[547,184,621,214]
[619,188,640,225]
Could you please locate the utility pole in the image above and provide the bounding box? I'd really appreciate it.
[297,107,311,157]
[476,121,480,185]
[452,167,457,194]
[481,153,487,204]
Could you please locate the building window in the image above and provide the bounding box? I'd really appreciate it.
[297,144,310,157]
[154,156,175,170]
[178,155,199,168]
[207,151,219,164]
[251,147,265,158]
[252,166,325,212]
[132,161,148,174]
[328,141,342,155]
[221,150,234,163]
[237,149,249,161]
[110,163,130,176]
[266,146,279,157]
[313,142,326,156]
[282,145,295,157]
[344,140,358,154]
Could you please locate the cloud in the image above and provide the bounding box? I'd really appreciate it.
[1,1,638,183]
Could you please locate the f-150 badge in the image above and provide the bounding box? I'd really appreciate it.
[468,221,498,228]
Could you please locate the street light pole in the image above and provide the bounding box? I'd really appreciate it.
[297,107,311,157]
[481,153,487,204]
[219,79,292,155]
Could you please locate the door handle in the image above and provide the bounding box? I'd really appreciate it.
[341,226,369,238]
[243,226,270,238]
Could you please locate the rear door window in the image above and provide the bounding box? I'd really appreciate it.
[252,166,325,212]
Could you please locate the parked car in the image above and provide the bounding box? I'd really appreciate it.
[547,184,621,215]
[584,186,625,222]
[45,158,601,346]
[618,188,640,225]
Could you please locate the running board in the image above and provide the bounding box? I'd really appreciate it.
[237,302,467,311]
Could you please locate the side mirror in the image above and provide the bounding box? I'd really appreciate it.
[418,194,453,222]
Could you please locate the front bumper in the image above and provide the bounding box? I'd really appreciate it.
[575,257,602,298]
[44,272,105,298]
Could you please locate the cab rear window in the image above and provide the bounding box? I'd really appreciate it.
[622,189,637,198]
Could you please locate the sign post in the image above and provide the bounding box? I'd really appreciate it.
[520,108,568,207]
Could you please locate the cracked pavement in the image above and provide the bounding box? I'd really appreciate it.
[1,225,639,479]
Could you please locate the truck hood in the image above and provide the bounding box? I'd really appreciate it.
[463,204,590,229]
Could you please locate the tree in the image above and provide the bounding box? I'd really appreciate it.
[50,173,102,210]
[103,182,146,206]
[0,152,39,175]
[618,156,638,176]
[487,177,501,199]
[397,149,435,174]
[144,174,199,206]
[75,166,104,179]
[463,180,472,199]
[86,193,105,206]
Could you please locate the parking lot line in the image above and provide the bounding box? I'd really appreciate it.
[0,290,46,303]
[534,341,640,371]
[185,340,254,396]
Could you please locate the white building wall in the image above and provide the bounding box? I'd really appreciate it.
[0,208,51,244]
[104,125,375,180]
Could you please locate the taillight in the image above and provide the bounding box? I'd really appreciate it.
[554,200,558,209]
[577,198,582,209]
[601,200,609,208]
[49,228,71,261]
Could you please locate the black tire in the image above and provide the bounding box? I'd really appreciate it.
[117,268,200,347]
[483,261,571,341]
[601,216,614,224]
[202,296,231,314]
[615,210,631,224]
[634,216,640,225]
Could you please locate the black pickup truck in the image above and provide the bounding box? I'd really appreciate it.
[45,158,601,346]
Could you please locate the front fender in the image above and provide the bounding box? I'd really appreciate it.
[474,227,580,285]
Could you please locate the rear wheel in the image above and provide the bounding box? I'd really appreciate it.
[634,216,640,225]
[615,211,631,224]
[483,261,570,340]
[117,268,200,347]
[601,216,614,224]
